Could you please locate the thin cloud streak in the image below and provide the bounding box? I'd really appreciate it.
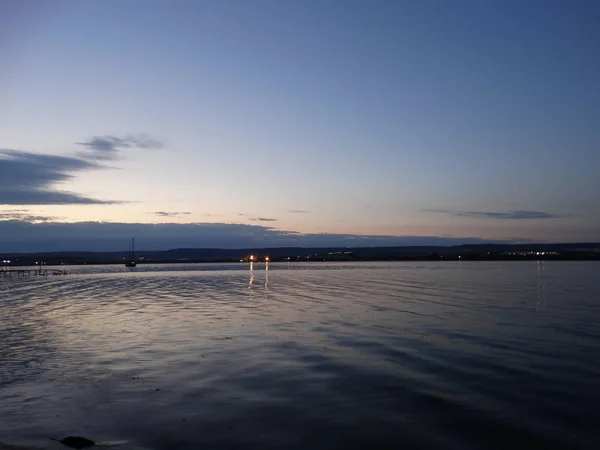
[153,211,192,218]
[249,217,278,222]
[424,209,567,220]
[76,133,164,161]
[0,212,61,222]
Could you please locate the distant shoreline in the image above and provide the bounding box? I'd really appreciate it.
[2,243,599,266]
[2,255,599,266]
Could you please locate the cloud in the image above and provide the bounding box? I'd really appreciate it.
[153,211,192,218]
[286,210,309,214]
[423,209,566,220]
[0,212,60,222]
[249,217,278,222]
[0,220,522,252]
[0,150,120,205]
[76,134,164,161]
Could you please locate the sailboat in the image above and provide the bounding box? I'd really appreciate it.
[125,237,137,267]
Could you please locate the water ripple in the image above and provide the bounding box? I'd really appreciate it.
[1,262,599,449]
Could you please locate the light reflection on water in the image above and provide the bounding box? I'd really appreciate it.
[1,262,599,450]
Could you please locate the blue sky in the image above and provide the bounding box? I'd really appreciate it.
[1,0,599,250]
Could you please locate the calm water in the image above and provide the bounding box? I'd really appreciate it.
[1,262,599,450]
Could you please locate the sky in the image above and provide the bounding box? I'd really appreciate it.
[1,0,599,251]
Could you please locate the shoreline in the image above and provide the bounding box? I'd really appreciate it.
[2,254,599,267]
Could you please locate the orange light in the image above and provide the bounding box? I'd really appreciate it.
[265,256,270,262]
[250,255,254,261]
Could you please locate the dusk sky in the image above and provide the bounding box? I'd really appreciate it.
[1,0,599,250]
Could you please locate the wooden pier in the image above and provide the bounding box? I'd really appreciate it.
[0,268,68,278]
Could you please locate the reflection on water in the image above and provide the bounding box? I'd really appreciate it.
[265,269,269,292]
[1,262,599,450]
[248,262,269,293]
[536,260,546,307]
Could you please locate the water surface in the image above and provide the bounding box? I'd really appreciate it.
[1,262,599,449]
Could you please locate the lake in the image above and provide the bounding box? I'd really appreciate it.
[1,261,599,449]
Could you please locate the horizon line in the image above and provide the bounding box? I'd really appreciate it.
[3,241,600,255]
